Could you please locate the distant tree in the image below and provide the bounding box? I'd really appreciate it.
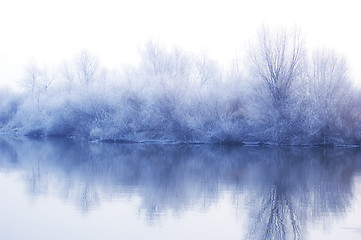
[60,62,75,92]
[140,40,164,76]
[60,50,106,91]
[194,53,221,84]
[24,62,40,94]
[75,50,101,86]
[23,62,55,94]
[139,41,191,82]
[23,62,55,113]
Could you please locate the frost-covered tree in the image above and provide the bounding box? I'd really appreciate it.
[134,42,190,140]
[139,41,191,82]
[76,50,100,86]
[194,53,222,84]
[60,50,106,90]
[249,27,305,106]
[23,62,54,94]
[306,50,355,143]
[23,62,40,94]
[247,27,306,142]
[22,62,55,114]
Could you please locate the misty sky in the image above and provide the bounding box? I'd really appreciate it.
[1,0,360,88]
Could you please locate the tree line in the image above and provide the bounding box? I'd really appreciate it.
[0,28,360,145]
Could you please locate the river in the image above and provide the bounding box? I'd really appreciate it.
[1,137,361,239]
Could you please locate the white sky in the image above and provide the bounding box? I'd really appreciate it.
[1,0,361,88]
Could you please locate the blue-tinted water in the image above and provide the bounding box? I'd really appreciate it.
[0,137,361,240]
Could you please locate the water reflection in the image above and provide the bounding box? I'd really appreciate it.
[243,148,359,240]
[0,137,360,239]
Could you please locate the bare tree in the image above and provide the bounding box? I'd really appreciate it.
[24,62,55,94]
[249,27,305,106]
[309,50,350,102]
[23,62,55,113]
[247,27,306,142]
[140,40,164,76]
[194,53,221,84]
[307,49,354,143]
[75,50,101,86]
[59,50,106,91]
[139,41,191,81]
[24,62,41,94]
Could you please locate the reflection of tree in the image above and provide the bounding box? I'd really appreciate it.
[244,148,359,240]
[247,185,301,240]
[0,138,361,238]
[29,160,48,196]
[0,138,18,165]
[77,182,99,213]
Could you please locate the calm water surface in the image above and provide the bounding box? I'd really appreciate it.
[1,137,361,240]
